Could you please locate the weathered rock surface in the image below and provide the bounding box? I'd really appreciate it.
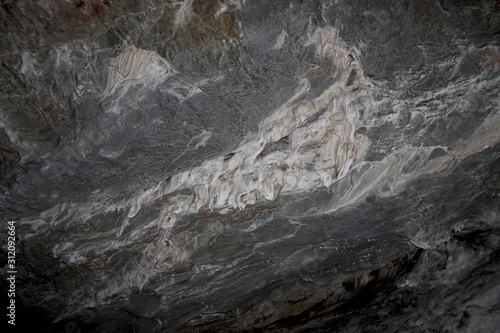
[0,0,499,332]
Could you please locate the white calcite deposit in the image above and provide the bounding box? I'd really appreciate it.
[123,27,374,228]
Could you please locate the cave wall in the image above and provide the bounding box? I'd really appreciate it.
[1,0,499,332]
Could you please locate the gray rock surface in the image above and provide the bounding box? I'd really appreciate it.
[0,0,499,332]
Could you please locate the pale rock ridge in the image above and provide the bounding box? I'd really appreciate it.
[271,30,288,50]
[173,0,194,30]
[106,45,174,92]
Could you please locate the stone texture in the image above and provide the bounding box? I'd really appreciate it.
[0,0,499,332]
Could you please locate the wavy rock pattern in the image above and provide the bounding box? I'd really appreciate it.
[124,26,371,222]
[0,0,499,332]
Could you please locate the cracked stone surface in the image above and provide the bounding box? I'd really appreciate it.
[0,0,499,332]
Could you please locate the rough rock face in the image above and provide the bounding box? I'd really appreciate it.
[0,0,499,332]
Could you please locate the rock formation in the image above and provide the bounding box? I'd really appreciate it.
[0,0,499,332]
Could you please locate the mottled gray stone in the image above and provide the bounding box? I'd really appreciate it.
[0,0,499,332]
